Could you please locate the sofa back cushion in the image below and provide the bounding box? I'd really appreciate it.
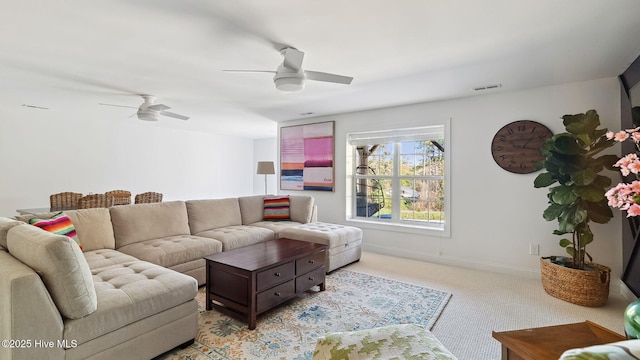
[186,198,242,234]
[29,212,81,248]
[7,224,97,319]
[110,201,191,248]
[14,209,116,252]
[289,196,315,223]
[0,217,23,250]
[238,195,265,224]
[65,208,116,251]
[238,195,315,224]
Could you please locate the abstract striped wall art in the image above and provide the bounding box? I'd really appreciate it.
[280,121,335,191]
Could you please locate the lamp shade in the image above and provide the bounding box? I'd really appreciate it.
[256,161,275,175]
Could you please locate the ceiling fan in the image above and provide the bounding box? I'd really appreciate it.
[224,47,353,92]
[99,95,189,121]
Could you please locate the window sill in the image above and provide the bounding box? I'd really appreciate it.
[346,218,449,238]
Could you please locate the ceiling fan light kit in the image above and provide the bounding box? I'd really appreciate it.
[275,77,305,92]
[137,109,159,121]
[274,72,305,92]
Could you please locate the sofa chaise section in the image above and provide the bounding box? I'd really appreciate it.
[109,201,222,285]
[68,250,198,359]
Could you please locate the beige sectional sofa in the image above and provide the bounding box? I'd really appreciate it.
[0,195,317,360]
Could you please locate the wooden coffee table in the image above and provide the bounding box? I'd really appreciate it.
[492,321,625,360]
[204,238,327,330]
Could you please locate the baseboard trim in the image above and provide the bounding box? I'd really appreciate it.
[363,244,636,300]
[362,244,540,279]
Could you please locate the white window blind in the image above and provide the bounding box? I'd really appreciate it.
[348,125,444,146]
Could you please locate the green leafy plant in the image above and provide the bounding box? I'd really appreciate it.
[534,110,618,270]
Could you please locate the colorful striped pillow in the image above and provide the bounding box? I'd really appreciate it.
[29,212,82,250]
[263,196,291,221]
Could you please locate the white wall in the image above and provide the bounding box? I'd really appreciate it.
[279,77,624,279]
[253,137,278,195]
[0,106,256,217]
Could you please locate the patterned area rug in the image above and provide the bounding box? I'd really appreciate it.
[161,269,451,360]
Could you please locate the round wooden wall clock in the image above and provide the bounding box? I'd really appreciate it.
[491,120,553,174]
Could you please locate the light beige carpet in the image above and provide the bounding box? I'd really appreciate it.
[348,251,630,360]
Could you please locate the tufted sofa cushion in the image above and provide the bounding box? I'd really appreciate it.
[280,222,363,247]
[63,252,198,344]
[193,225,274,251]
[7,224,97,319]
[116,235,223,268]
[84,249,141,269]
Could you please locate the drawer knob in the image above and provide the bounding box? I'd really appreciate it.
[308,277,314,281]
[274,292,281,296]
[309,260,315,264]
[275,272,281,277]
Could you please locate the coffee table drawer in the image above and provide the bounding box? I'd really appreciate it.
[257,280,295,313]
[296,266,325,292]
[257,262,295,291]
[296,250,325,275]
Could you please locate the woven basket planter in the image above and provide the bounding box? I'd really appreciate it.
[540,257,610,307]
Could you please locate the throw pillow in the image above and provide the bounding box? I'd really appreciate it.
[560,339,640,359]
[312,324,458,360]
[30,212,82,250]
[263,196,291,221]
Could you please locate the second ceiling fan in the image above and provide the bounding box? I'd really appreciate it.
[99,95,189,121]
[224,47,353,92]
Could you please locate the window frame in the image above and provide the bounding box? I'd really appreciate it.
[345,119,451,237]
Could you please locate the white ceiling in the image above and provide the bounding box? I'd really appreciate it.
[2,0,640,139]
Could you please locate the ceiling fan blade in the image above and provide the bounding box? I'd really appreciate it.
[159,111,190,121]
[282,48,304,71]
[99,103,138,109]
[222,70,276,74]
[148,104,170,111]
[304,70,353,85]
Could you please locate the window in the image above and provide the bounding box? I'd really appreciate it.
[347,123,450,235]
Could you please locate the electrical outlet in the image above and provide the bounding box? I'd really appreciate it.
[529,244,539,255]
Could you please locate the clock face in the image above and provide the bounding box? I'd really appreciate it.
[491,120,553,174]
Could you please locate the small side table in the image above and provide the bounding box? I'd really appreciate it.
[492,321,625,360]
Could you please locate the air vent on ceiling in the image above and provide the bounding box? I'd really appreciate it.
[473,84,502,91]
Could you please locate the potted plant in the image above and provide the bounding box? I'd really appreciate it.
[534,109,618,306]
